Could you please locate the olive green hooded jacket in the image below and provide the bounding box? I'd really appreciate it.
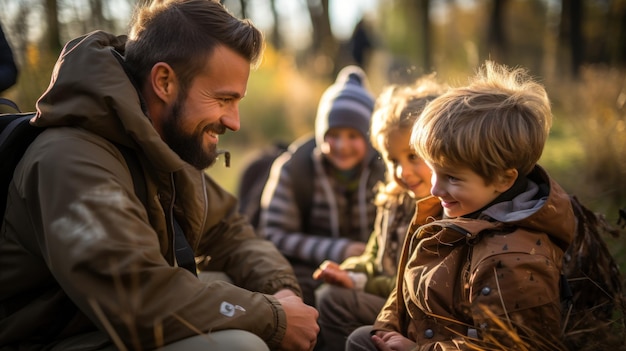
[0,31,300,350]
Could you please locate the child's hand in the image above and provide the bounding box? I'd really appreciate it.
[343,242,366,259]
[371,331,416,351]
[312,260,354,288]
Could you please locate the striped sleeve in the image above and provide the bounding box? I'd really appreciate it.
[259,156,350,265]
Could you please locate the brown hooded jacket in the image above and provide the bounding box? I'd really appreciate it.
[374,166,575,350]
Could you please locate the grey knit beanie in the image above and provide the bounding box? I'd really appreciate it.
[315,65,374,147]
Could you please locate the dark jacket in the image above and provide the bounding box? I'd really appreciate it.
[259,136,385,266]
[0,30,300,350]
[0,23,18,93]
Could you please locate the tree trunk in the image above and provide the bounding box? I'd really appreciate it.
[487,0,507,63]
[239,0,247,18]
[44,0,62,53]
[609,0,626,66]
[570,0,583,77]
[561,0,583,78]
[420,0,431,71]
[89,0,105,29]
[306,0,337,75]
[269,0,282,50]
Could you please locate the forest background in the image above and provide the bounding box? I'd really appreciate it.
[1,0,625,272]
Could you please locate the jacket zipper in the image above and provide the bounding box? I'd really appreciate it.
[200,173,208,236]
[462,246,473,302]
[168,172,177,266]
[440,223,473,303]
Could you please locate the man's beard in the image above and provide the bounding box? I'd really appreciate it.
[162,99,225,170]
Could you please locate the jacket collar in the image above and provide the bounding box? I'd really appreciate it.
[32,30,187,173]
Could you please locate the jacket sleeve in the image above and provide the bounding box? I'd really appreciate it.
[19,130,289,350]
[372,285,403,333]
[340,203,397,297]
[195,173,302,296]
[259,154,351,265]
[339,223,379,274]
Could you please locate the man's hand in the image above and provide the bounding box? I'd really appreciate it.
[276,295,319,351]
[312,260,353,288]
[274,289,298,299]
[371,331,416,351]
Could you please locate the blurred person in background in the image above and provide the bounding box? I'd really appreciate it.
[0,22,18,94]
[259,65,386,308]
[312,75,446,351]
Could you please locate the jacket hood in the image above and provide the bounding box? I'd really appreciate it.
[32,30,186,173]
[486,166,574,250]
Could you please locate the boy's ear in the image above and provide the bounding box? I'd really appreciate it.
[495,168,518,193]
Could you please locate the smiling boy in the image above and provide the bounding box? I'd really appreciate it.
[347,61,576,351]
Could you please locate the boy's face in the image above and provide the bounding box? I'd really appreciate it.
[382,129,432,198]
[426,163,502,217]
[322,127,368,170]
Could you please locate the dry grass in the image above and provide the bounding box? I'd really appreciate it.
[544,65,626,218]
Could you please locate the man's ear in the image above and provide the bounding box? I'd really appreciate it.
[495,168,518,193]
[150,62,179,104]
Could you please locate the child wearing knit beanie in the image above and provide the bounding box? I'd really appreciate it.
[316,66,377,196]
[259,65,386,307]
[315,65,375,150]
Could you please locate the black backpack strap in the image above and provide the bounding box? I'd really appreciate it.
[0,97,21,112]
[172,217,197,276]
[1,112,41,221]
[286,135,316,231]
[560,272,573,309]
[117,144,197,277]
[237,141,289,229]
[0,114,31,143]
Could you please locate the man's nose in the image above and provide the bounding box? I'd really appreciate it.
[221,106,240,131]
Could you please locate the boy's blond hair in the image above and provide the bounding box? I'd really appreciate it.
[411,61,552,184]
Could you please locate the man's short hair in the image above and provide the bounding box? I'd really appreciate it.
[411,61,552,184]
[125,0,263,96]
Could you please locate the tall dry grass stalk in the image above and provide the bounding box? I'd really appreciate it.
[86,261,245,350]
[459,295,625,351]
